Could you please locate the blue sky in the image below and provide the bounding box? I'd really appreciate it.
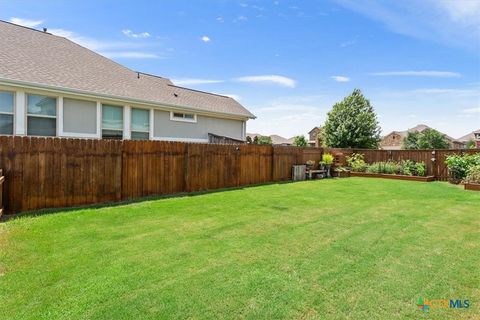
[1,0,479,138]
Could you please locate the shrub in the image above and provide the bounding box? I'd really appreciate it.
[415,162,426,177]
[366,161,400,174]
[364,160,426,176]
[463,165,480,184]
[401,160,416,176]
[322,153,334,165]
[346,153,367,172]
[445,153,480,181]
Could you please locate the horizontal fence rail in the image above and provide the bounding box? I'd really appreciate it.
[0,136,478,214]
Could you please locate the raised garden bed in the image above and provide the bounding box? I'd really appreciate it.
[464,183,480,191]
[350,172,435,182]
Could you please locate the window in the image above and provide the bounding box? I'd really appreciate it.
[63,98,96,134]
[27,94,57,136]
[102,104,123,139]
[0,91,14,135]
[131,108,150,140]
[170,111,196,123]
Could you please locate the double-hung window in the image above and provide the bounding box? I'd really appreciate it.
[131,108,150,140]
[27,94,57,136]
[102,104,123,139]
[0,91,14,135]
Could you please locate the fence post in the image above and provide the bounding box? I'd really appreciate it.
[431,150,437,179]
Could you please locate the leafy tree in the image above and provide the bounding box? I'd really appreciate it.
[417,128,450,149]
[402,131,421,149]
[293,135,308,147]
[246,136,253,144]
[466,139,476,149]
[253,135,272,145]
[403,128,450,149]
[323,89,381,148]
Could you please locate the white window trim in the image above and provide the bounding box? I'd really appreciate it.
[59,96,100,138]
[130,106,151,140]
[169,111,197,123]
[101,104,124,139]
[25,93,58,136]
[0,90,15,135]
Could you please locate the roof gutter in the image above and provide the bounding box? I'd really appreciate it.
[0,77,256,120]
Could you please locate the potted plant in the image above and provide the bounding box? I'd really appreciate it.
[306,160,315,170]
[322,153,334,178]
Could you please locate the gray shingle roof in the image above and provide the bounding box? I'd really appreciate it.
[0,21,255,119]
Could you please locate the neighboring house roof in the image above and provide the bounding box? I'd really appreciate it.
[458,129,480,142]
[308,126,321,134]
[0,20,255,119]
[270,135,294,145]
[246,133,294,145]
[383,124,460,143]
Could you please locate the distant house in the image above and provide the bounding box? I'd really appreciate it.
[380,124,464,150]
[246,133,294,146]
[458,129,480,148]
[0,20,255,143]
[308,127,321,147]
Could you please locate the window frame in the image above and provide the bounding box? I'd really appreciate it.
[26,93,58,137]
[0,90,15,135]
[130,107,151,140]
[169,111,197,123]
[101,103,124,139]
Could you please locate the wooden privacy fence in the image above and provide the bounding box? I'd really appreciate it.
[0,135,478,214]
[0,136,322,214]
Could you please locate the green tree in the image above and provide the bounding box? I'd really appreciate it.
[246,136,253,144]
[466,139,476,149]
[293,135,308,147]
[402,131,421,149]
[323,89,381,148]
[254,135,272,145]
[417,128,450,149]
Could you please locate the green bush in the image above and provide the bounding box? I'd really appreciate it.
[463,165,480,184]
[415,162,426,177]
[364,160,426,176]
[346,153,367,172]
[445,153,480,181]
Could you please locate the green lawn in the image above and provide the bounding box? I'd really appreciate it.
[0,178,479,319]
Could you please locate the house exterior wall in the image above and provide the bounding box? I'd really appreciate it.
[153,110,244,142]
[0,83,248,142]
[380,132,403,149]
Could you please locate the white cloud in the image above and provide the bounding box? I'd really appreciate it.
[172,78,224,86]
[335,0,480,50]
[236,75,297,88]
[201,35,211,42]
[370,71,461,78]
[9,17,43,28]
[463,107,480,114]
[331,76,350,82]
[122,29,151,38]
[99,52,159,59]
[234,15,248,22]
[216,17,224,23]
